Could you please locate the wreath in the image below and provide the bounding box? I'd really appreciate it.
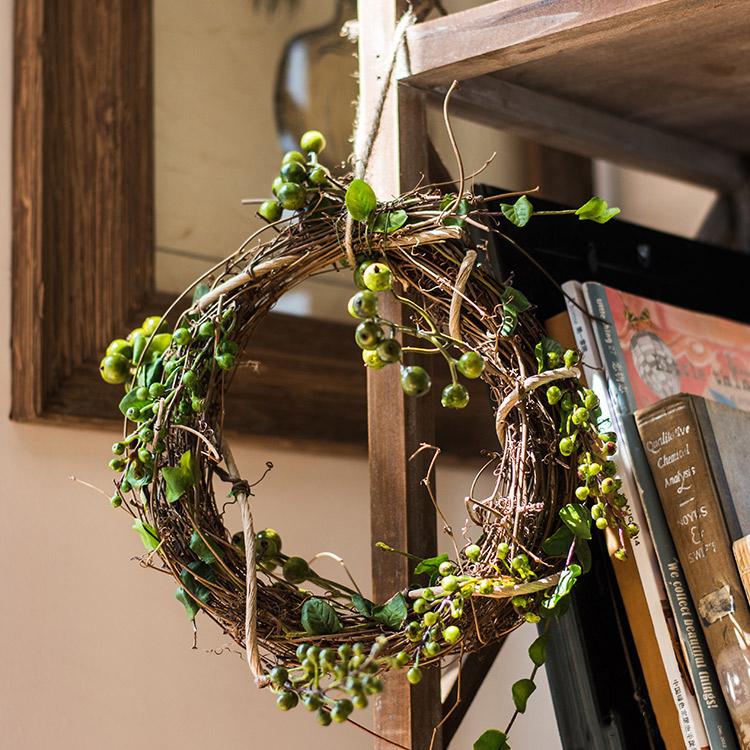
[95,83,632,749]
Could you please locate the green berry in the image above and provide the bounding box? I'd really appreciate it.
[106,338,133,360]
[595,516,608,530]
[400,366,431,397]
[511,553,529,571]
[300,130,326,153]
[441,383,469,409]
[406,666,422,685]
[443,625,461,645]
[295,644,308,661]
[182,370,197,388]
[441,575,459,593]
[465,543,481,561]
[276,691,298,711]
[395,651,410,667]
[316,708,332,726]
[331,699,353,723]
[575,486,590,501]
[588,462,602,477]
[584,392,599,410]
[148,382,165,399]
[456,351,484,379]
[559,436,575,456]
[138,448,152,464]
[614,548,627,561]
[478,579,495,595]
[112,442,125,455]
[99,354,130,384]
[110,493,122,508]
[413,597,428,614]
[142,316,166,336]
[601,477,616,494]
[172,327,190,346]
[627,523,639,537]
[271,175,285,196]
[564,349,580,368]
[215,352,236,371]
[280,161,307,183]
[524,612,541,624]
[423,641,441,657]
[308,166,328,185]
[512,595,528,608]
[135,386,149,401]
[277,181,306,210]
[546,385,562,405]
[423,611,438,627]
[362,348,385,369]
[108,458,125,471]
[282,150,306,165]
[352,694,368,710]
[560,392,574,412]
[438,560,455,576]
[571,407,589,425]
[496,542,510,560]
[258,199,282,222]
[377,338,401,364]
[303,693,323,711]
[198,320,215,339]
[282,556,310,584]
[256,528,282,558]
[120,480,132,493]
[362,262,393,292]
[269,666,288,686]
[355,321,384,350]
[347,290,378,319]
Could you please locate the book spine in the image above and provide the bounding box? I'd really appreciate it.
[635,396,750,749]
[583,282,721,750]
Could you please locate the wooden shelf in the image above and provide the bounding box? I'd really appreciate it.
[402,0,750,192]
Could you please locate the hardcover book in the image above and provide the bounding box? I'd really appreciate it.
[581,281,740,750]
[635,395,750,748]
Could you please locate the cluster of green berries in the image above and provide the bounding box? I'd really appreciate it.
[101,306,240,505]
[239,528,317,585]
[258,130,329,222]
[267,639,388,725]
[544,358,637,557]
[349,258,486,408]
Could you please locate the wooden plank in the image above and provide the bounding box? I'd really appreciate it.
[406,0,709,86]
[413,76,746,192]
[358,2,442,748]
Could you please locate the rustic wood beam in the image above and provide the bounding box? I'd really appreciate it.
[411,76,746,194]
[358,2,442,748]
[404,0,706,86]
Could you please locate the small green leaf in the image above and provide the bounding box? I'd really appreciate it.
[123,461,152,490]
[500,305,518,336]
[351,593,374,617]
[133,519,159,551]
[301,598,343,635]
[372,209,408,234]
[541,526,574,557]
[373,592,408,629]
[511,678,536,713]
[534,337,563,374]
[175,564,212,621]
[500,195,533,227]
[175,587,201,620]
[345,179,377,222]
[187,559,216,583]
[500,286,531,313]
[161,450,196,504]
[575,196,620,224]
[541,563,582,616]
[414,553,449,577]
[191,282,210,305]
[560,503,592,540]
[442,196,470,227]
[474,729,510,750]
[528,634,548,667]
[575,538,592,573]
[189,530,217,564]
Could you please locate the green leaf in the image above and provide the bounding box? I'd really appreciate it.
[345,179,377,222]
[442,196,470,227]
[373,592,408,630]
[118,387,150,418]
[189,530,217,564]
[133,519,160,551]
[500,195,533,227]
[575,538,592,573]
[175,564,212,621]
[372,209,408,234]
[187,559,216,583]
[511,678,536,713]
[474,729,510,750]
[541,526,574,557]
[123,461,152,490]
[500,305,518,337]
[351,593,374,617]
[161,450,197,504]
[301,597,343,635]
[191,282,210,305]
[575,196,620,224]
[528,634,548,667]
[534,336,563,374]
[500,286,531,313]
[414,553,449,577]
[560,503,592,540]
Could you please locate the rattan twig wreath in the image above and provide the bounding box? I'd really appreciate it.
[94,29,633,749]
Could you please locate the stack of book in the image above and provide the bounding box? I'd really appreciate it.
[561,281,750,750]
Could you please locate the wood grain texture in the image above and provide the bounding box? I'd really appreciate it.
[414,75,745,192]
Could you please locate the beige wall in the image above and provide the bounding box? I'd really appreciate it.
[0,2,561,748]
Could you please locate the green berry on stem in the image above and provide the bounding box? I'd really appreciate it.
[627,523,639,538]
[584,392,599,410]
[443,625,461,645]
[182,370,197,389]
[511,553,529,571]
[377,338,401,364]
[352,694,368,710]
[362,262,393,292]
[148,382,165,399]
[295,644,308,661]
[353,260,373,290]
[525,612,541,624]
[99,354,130,384]
[571,407,589,425]
[138,448,152,464]
[564,349,580,368]
[614,548,627,561]
[198,320,215,339]
[395,651,410,667]
[106,338,133,360]
[465,543,481,561]
[559,436,575,456]
[269,666,288,686]
[595,516,609,530]
[478,579,495,595]
[362,349,385,369]
[127,327,145,342]
[271,176,285,195]
[400,365,431,397]
[282,150,306,165]
[441,575,459,593]
[283,556,310,584]
[108,458,125,471]
[413,597,428,614]
[441,383,469,409]
[277,182,306,210]
[135,386,149,401]
[142,316,166,336]
[355,321,384,350]
[280,161,307,183]
[308,166,328,185]
[347,290,378,319]
[258,199,282,223]
[423,611,438,627]
[456,351,484,379]
[575,486,590,501]
[546,385,562,405]
[110,493,122,508]
[316,708,332,727]
[601,477,616,494]
[406,666,423,685]
[276,691,298,711]
[215,352,236,371]
[300,130,326,153]
[496,542,510,560]
[120,479,132,493]
[423,641,441,658]
[112,442,125,455]
[438,560,455,576]
[588,462,602,477]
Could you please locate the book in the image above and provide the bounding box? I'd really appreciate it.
[582,281,743,750]
[635,395,750,748]
[563,281,708,749]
